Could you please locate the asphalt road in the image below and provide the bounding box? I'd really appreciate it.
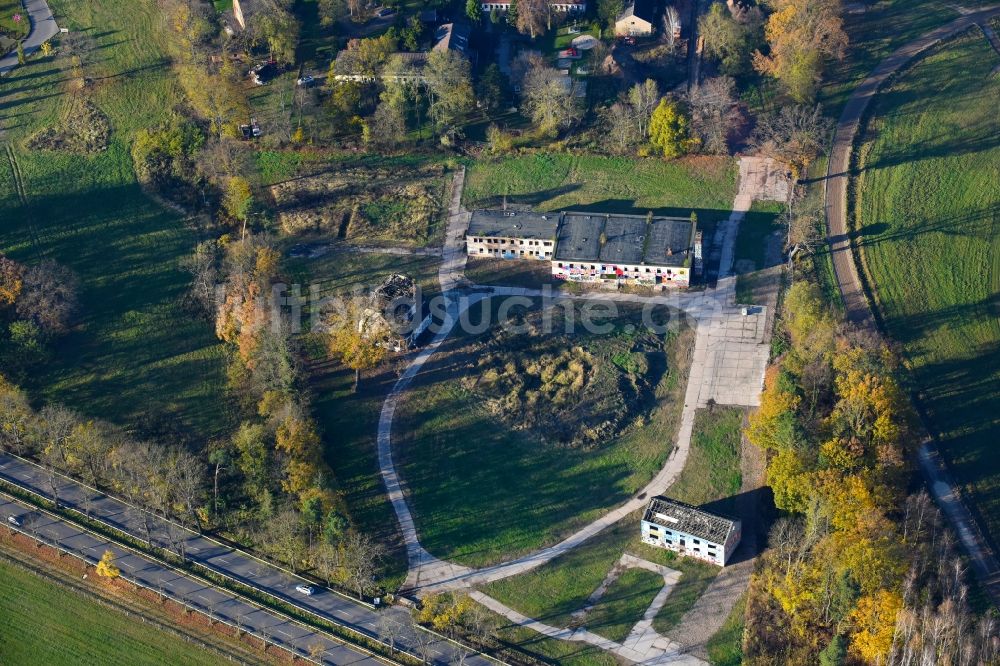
[0,452,492,666]
[0,0,60,76]
[0,493,382,665]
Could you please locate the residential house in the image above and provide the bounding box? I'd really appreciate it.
[615,0,656,36]
[433,22,473,58]
[465,210,559,260]
[640,496,741,566]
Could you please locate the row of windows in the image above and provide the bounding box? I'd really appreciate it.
[469,237,553,247]
[482,1,584,7]
[556,262,680,275]
[478,248,552,258]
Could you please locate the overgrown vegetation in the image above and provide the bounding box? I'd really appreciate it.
[396,301,694,565]
[26,98,111,155]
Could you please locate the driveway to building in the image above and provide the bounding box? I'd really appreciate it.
[0,492,384,665]
[0,0,59,76]
[0,453,495,666]
[823,3,1000,604]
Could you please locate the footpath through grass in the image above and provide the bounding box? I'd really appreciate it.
[853,30,1000,545]
[0,559,221,666]
[479,405,744,645]
[395,301,696,567]
[0,0,229,441]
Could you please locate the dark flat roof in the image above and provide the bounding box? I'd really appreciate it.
[643,496,738,545]
[467,209,559,240]
[555,213,603,261]
[599,214,647,265]
[646,217,693,267]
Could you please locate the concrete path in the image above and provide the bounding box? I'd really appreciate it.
[380,158,781,599]
[823,4,1000,606]
[0,0,59,77]
[469,591,707,666]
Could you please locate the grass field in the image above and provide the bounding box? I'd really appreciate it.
[706,592,746,666]
[463,154,737,217]
[664,406,743,511]
[852,30,1000,545]
[0,559,221,666]
[394,301,695,566]
[0,0,230,441]
[819,0,997,114]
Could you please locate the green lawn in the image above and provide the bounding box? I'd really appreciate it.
[395,303,695,567]
[706,592,746,666]
[0,0,230,441]
[463,154,737,218]
[665,406,743,511]
[853,30,1000,545]
[0,560,221,666]
[584,567,663,642]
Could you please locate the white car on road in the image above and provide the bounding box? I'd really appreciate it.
[295,584,316,596]
[7,515,23,527]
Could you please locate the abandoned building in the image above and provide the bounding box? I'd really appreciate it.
[465,209,559,260]
[640,496,741,566]
[465,210,699,288]
[361,274,418,351]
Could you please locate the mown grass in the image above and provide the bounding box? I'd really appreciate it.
[289,250,444,588]
[395,302,695,566]
[0,559,221,666]
[481,513,719,643]
[0,0,230,441]
[463,154,737,217]
[585,567,663,642]
[853,31,1000,545]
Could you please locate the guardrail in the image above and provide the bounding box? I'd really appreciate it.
[0,488,395,666]
[0,454,510,666]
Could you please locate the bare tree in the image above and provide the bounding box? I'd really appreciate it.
[521,59,583,137]
[751,104,832,178]
[663,5,681,50]
[16,260,80,336]
[377,612,402,654]
[685,75,739,154]
[341,531,385,598]
[168,448,205,531]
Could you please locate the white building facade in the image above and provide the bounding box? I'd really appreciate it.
[640,496,741,566]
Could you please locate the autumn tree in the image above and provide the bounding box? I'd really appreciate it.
[521,58,583,136]
[340,531,385,597]
[685,76,740,154]
[754,0,847,101]
[223,176,254,229]
[96,549,121,578]
[325,296,388,391]
[515,0,546,37]
[849,590,902,663]
[423,50,474,129]
[649,97,697,158]
[752,104,831,179]
[0,255,23,305]
[699,1,762,75]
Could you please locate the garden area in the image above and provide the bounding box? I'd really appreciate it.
[394,299,696,566]
[852,29,1000,547]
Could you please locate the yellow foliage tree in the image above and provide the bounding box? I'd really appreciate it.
[0,255,23,305]
[850,589,902,663]
[96,549,120,579]
[753,0,847,101]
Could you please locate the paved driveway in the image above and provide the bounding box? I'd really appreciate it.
[0,0,59,76]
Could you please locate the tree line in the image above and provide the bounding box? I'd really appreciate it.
[742,279,999,664]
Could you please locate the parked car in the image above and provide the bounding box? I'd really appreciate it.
[374,6,396,18]
[7,515,23,528]
[296,75,315,87]
[295,584,316,596]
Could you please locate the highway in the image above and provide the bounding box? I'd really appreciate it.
[0,452,493,665]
